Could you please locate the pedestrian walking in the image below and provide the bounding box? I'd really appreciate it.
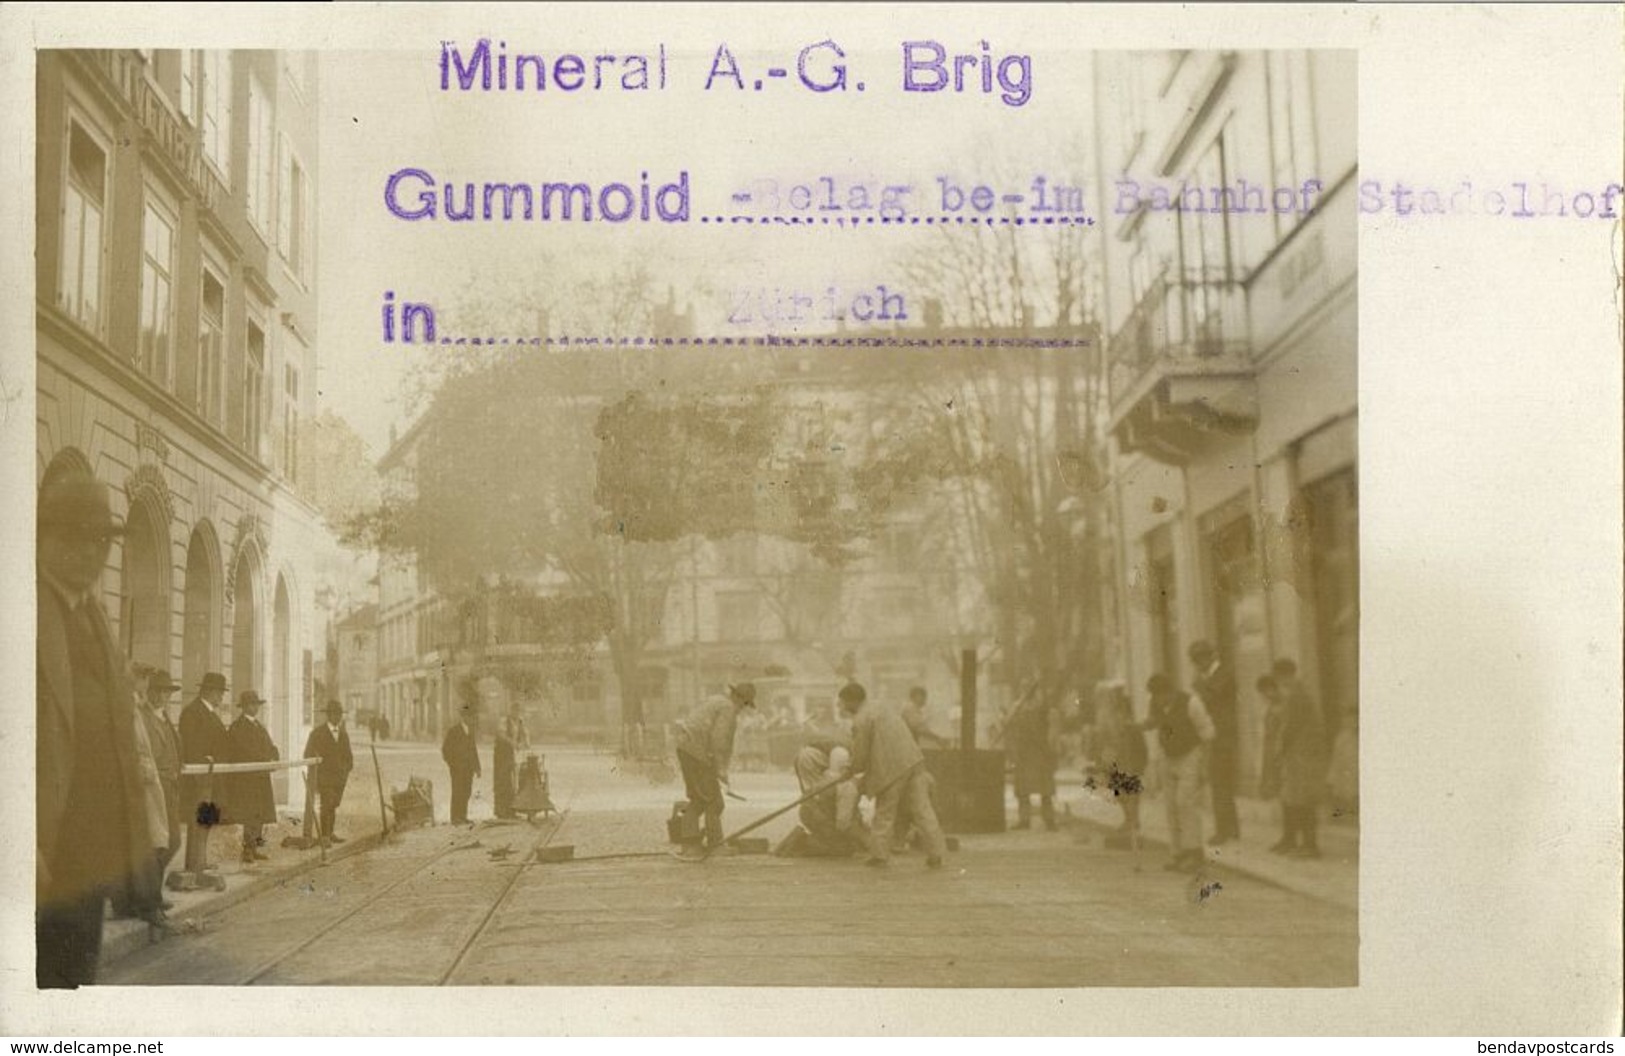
[1143,673,1215,872]
[1188,641,1241,845]
[228,691,279,862]
[36,471,156,987]
[839,682,946,869]
[1006,683,1061,831]
[492,702,528,820]
[179,671,233,862]
[1267,659,1329,858]
[673,682,757,853]
[303,701,355,843]
[442,704,482,825]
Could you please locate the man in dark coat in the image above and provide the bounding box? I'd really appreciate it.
[36,472,156,987]
[1005,684,1061,831]
[442,704,482,825]
[303,701,354,843]
[179,671,233,870]
[229,690,279,862]
[1189,640,1241,845]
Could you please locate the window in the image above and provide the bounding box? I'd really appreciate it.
[178,49,196,123]
[278,134,312,282]
[716,590,761,642]
[246,75,274,235]
[244,319,266,456]
[1179,134,1233,338]
[139,197,176,387]
[198,266,226,424]
[283,362,300,483]
[201,51,232,183]
[60,118,107,331]
[1267,51,1319,240]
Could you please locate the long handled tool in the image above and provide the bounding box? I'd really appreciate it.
[671,775,842,862]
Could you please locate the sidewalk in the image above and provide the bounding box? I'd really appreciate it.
[1059,781,1358,911]
[99,815,386,968]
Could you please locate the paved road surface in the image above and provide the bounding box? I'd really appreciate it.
[108,757,1357,987]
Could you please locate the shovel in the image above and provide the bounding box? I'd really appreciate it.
[671,776,841,862]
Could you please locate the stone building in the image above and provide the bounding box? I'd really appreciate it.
[36,49,330,804]
[1091,50,1359,804]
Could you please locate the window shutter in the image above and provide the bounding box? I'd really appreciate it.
[277,132,293,255]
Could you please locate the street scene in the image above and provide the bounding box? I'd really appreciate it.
[34,45,1358,989]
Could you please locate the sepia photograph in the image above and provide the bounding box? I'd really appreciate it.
[3,1,1618,1039]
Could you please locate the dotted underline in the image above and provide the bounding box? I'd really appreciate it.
[697,215,1095,227]
[432,335,1092,349]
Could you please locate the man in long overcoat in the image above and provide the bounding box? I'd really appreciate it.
[303,701,354,843]
[229,690,279,862]
[36,472,155,987]
[442,704,482,825]
[179,671,232,861]
[141,671,184,878]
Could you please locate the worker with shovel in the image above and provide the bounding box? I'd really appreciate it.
[674,682,756,856]
[839,682,947,870]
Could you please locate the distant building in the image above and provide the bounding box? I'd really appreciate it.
[36,49,332,804]
[1091,51,1358,801]
[333,603,379,724]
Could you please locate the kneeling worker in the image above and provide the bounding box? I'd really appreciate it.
[774,740,867,857]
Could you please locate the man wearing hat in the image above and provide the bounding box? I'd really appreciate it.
[229,691,280,862]
[441,702,482,825]
[839,681,947,869]
[673,682,756,853]
[141,671,184,883]
[179,671,233,870]
[36,470,156,986]
[303,701,355,844]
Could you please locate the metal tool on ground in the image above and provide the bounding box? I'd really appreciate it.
[670,775,844,863]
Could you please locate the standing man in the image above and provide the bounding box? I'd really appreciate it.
[179,671,233,868]
[1188,641,1240,845]
[36,472,155,987]
[674,682,756,853]
[1006,683,1061,831]
[1270,659,1329,859]
[303,701,354,844]
[141,671,184,888]
[228,691,279,863]
[442,703,482,825]
[839,682,947,870]
[900,686,949,749]
[492,702,528,820]
[1144,673,1216,872]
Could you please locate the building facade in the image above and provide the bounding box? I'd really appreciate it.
[1092,50,1358,804]
[36,48,328,804]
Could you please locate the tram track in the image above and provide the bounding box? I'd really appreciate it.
[235,813,572,986]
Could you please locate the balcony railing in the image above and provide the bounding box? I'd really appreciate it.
[78,50,217,212]
[1108,266,1250,412]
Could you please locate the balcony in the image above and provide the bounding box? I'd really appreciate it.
[1107,267,1257,464]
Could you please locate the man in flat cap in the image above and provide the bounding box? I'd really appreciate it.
[303,701,355,844]
[229,691,279,863]
[36,471,156,987]
[673,681,757,853]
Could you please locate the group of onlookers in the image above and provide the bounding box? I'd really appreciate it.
[36,470,358,988]
[1089,641,1333,871]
